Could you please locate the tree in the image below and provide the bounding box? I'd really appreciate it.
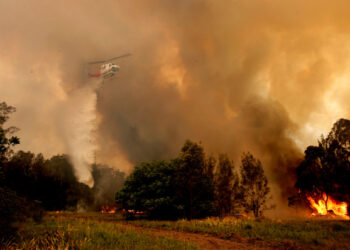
[92,164,125,209]
[116,140,216,220]
[0,102,43,240]
[3,152,94,211]
[214,154,234,219]
[116,160,182,219]
[240,152,271,217]
[295,119,350,211]
[175,140,215,219]
[205,155,216,183]
[231,172,242,214]
[0,102,19,163]
[0,102,19,186]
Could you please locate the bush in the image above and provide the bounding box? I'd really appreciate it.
[0,187,44,240]
[116,140,216,220]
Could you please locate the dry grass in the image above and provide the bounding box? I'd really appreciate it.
[127,216,350,249]
[3,212,350,249]
[2,215,197,249]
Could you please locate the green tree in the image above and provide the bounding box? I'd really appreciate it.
[116,140,216,220]
[240,152,271,217]
[116,160,182,219]
[0,102,43,240]
[0,102,19,162]
[0,102,19,185]
[3,152,93,211]
[214,154,234,219]
[175,140,215,219]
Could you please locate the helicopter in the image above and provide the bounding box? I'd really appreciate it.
[87,53,131,79]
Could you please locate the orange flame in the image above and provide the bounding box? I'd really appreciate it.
[100,205,117,214]
[307,193,348,219]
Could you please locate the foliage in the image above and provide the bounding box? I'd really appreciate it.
[240,152,271,217]
[0,101,43,240]
[214,154,235,218]
[3,152,125,212]
[0,102,19,163]
[92,164,125,209]
[116,140,215,220]
[116,160,182,219]
[0,102,19,186]
[175,140,215,219]
[295,118,350,210]
[3,151,94,211]
[231,171,242,213]
[117,140,275,219]
[0,187,44,241]
[0,101,125,214]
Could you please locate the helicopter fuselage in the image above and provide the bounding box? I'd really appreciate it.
[87,53,130,78]
[100,63,120,78]
[88,63,120,78]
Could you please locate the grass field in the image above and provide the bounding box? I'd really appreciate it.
[3,212,350,249]
[3,215,197,249]
[127,216,350,249]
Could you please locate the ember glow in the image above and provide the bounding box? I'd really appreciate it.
[100,205,117,214]
[307,193,349,219]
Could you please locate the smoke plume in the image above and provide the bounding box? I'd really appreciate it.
[2,0,350,211]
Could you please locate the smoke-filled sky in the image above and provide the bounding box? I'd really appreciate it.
[1,0,350,206]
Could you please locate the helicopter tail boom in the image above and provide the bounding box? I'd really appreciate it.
[88,72,101,77]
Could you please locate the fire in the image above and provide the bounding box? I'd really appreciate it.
[307,193,349,219]
[100,205,117,214]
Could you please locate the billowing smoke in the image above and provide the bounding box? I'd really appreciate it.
[2,0,350,211]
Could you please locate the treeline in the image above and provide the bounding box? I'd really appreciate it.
[116,140,272,220]
[0,101,125,238]
[2,152,125,211]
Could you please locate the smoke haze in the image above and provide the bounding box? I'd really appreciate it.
[1,0,350,210]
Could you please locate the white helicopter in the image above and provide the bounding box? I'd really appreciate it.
[87,53,131,79]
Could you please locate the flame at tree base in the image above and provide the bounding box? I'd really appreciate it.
[307,193,349,219]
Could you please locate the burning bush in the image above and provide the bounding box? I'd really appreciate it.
[307,193,348,219]
[293,119,350,218]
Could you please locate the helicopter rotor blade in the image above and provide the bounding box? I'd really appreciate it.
[88,53,131,65]
[106,53,132,62]
[88,60,106,65]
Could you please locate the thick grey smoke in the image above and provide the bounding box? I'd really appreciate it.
[1,0,350,212]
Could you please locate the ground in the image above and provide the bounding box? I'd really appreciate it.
[3,212,350,249]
